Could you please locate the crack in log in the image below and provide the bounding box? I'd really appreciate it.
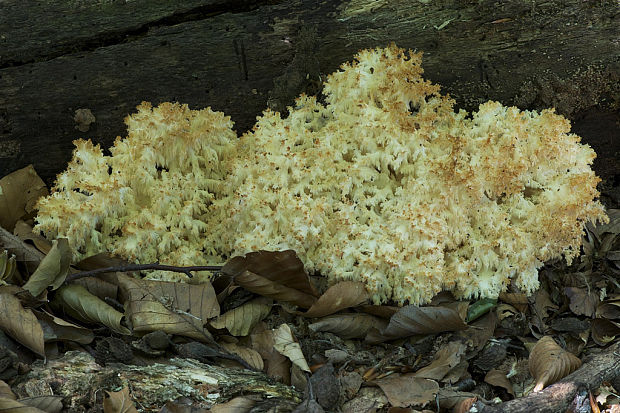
[0,0,280,69]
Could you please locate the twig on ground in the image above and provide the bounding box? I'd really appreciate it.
[65,263,223,283]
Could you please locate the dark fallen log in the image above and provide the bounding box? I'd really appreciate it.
[473,340,620,413]
[1,1,618,186]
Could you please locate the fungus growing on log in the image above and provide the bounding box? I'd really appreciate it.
[35,45,608,304]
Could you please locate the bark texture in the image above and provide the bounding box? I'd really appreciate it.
[11,351,301,412]
[0,0,618,186]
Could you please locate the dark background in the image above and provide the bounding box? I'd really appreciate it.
[1,0,618,205]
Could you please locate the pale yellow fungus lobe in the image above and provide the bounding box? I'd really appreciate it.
[36,45,608,304]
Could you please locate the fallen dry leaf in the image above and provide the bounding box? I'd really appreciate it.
[273,324,310,372]
[484,368,515,396]
[222,250,318,296]
[413,341,466,381]
[366,305,467,343]
[531,289,558,321]
[35,310,94,344]
[52,284,130,335]
[73,277,119,303]
[0,250,17,282]
[596,296,620,320]
[0,292,45,356]
[232,270,317,308]
[250,326,291,384]
[0,165,48,232]
[18,396,63,413]
[0,226,45,274]
[302,281,369,318]
[564,287,599,318]
[210,297,272,336]
[23,238,71,297]
[0,380,16,400]
[436,388,478,410]
[103,387,138,413]
[0,397,47,413]
[528,336,582,391]
[375,374,439,407]
[591,318,620,346]
[499,292,528,313]
[210,396,256,413]
[219,342,264,371]
[117,274,218,342]
[13,220,52,255]
[309,313,387,339]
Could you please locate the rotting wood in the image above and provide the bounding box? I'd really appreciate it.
[0,0,618,184]
[10,350,302,411]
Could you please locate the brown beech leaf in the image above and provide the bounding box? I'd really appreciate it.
[596,296,620,320]
[233,271,317,308]
[0,165,48,232]
[564,287,599,318]
[18,396,63,413]
[73,277,119,302]
[374,374,439,407]
[74,253,130,272]
[0,250,17,282]
[103,387,138,413]
[13,220,52,255]
[458,310,498,355]
[499,292,528,313]
[528,336,582,391]
[0,292,45,356]
[52,284,130,335]
[436,389,478,410]
[309,313,387,339]
[0,226,45,274]
[210,297,272,336]
[484,368,515,396]
[34,310,94,344]
[222,250,318,296]
[23,239,71,297]
[0,380,16,400]
[359,305,399,319]
[117,274,219,342]
[591,318,620,346]
[413,341,466,381]
[0,398,47,413]
[273,324,310,372]
[219,342,264,371]
[302,281,369,318]
[250,326,291,383]
[210,396,256,413]
[366,305,467,343]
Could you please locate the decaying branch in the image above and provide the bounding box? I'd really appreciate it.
[11,351,301,411]
[473,340,620,413]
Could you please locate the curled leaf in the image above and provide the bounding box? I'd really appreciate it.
[52,284,130,335]
[103,387,138,413]
[309,313,387,339]
[273,324,310,372]
[302,281,369,318]
[117,274,218,342]
[23,239,71,297]
[366,304,467,343]
[528,336,582,391]
[210,297,272,336]
[0,292,45,356]
[0,165,48,232]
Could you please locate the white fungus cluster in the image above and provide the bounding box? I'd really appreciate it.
[36,45,608,304]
